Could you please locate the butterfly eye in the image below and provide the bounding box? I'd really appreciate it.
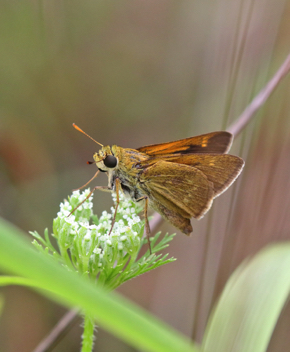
[103,155,117,168]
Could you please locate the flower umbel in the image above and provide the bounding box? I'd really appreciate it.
[30,189,175,352]
[31,189,175,290]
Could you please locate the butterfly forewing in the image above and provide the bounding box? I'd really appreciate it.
[137,131,233,155]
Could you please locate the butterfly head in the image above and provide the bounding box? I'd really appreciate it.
[93,146,118,172]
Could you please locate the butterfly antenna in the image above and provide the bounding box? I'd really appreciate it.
[72,123,103,147]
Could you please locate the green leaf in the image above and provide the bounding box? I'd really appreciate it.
[0,276,40,288]
[0,217,199,352]
[202,243,290,352]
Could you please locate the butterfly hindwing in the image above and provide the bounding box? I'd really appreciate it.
[161,154,244,196]
[139,161,215,234]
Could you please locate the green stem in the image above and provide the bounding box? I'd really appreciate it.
[59,246,75,270]
[81,312,95,352]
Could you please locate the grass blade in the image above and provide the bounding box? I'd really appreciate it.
[202,243,290,352]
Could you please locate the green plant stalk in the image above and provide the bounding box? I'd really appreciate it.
[82,313,95,352]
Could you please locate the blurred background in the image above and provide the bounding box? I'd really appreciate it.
[0,1,290,351]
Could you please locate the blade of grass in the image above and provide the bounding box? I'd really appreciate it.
[227,52,290,136]
[0,276,41,287]
[202,243,290,352]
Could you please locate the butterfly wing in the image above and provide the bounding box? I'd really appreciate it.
[139,161,215,234]
[137,131,233,155]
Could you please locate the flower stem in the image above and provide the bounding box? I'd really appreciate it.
[81,312,95,352]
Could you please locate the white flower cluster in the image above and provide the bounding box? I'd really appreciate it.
[53,189,144,275]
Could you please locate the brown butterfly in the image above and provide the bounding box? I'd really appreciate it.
[73,124,244,252]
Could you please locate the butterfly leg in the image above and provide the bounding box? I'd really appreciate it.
[107,178,121,236]
[73,170,100,191]
[136,196,152,254]
[144,197,152,254]
[69,185,112,216]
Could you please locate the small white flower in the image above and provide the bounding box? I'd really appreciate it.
[79,189,90,201]
[60,204,72,214]
[118,226,127,235]
[64,216,76,225]
[59,209,72,218]
[84,231,91,240]
[111,231,120,237]
[118,219,124,226]
[79,219,90,227]
[82,201,93,209]
[101,220,110,229]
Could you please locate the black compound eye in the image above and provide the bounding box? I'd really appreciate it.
[103,155,117,168]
